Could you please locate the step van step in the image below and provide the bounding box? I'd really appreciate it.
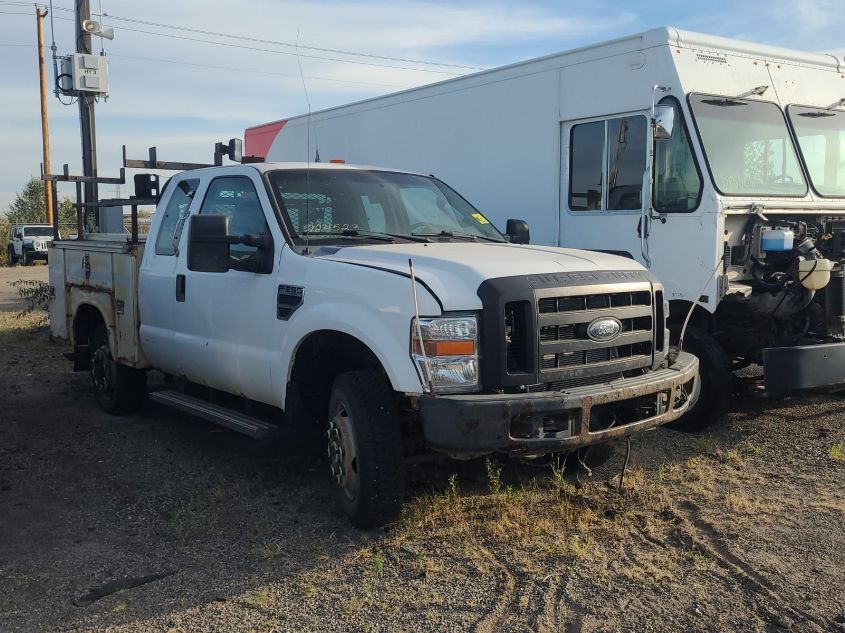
[149,391,281,439]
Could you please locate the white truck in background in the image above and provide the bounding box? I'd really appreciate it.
[7,224,57,265]
[249,26,845,428]
[49,161,698,527]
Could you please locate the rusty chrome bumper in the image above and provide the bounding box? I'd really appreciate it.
[418,351,699,456]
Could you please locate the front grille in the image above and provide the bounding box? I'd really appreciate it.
[535,286,655,384]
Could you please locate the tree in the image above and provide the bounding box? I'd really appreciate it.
[5,176,76,227]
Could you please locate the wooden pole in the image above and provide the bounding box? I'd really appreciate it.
[36,7,54,226]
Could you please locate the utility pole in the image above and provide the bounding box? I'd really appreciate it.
[36,7,54,225]
[75,0,98,220]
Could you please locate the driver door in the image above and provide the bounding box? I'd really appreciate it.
[176,172,281,404]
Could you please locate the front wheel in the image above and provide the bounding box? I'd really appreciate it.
[89,325,146,414]
[326,370,404,528]
[22,250,32,266]
[667,326,731,432]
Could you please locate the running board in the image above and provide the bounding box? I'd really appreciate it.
[149,391,281,439]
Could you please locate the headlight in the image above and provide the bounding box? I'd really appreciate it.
[411,315,479,393]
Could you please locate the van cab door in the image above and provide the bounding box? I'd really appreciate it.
[176,169,283,405]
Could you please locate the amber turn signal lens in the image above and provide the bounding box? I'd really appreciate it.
[413,339,475,356]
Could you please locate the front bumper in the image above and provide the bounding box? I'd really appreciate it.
[763,341,845,393]
[419,351,699,456]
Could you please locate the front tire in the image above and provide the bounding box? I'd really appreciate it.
[326,370,404,528]
[22,249,32,266]
[667,326,731,432]
[89,325,146,414]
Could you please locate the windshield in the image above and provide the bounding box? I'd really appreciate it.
[23,227,53,237]
[788,105,845,197]
[267,169,506,243]
[689,94,807,196]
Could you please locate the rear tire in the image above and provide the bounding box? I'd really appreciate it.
[667,326,731,432]
[7,247,17,266]
[327,370,404,528]
[89,325,146,414]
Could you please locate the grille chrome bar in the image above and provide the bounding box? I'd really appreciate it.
[540,329,652,354]
[538,304,652,326]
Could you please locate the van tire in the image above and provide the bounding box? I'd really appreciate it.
[327,370,404,528]
[89,325,146,414]
[667,326,731,432]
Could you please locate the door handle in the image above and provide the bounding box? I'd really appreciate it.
[176,274,186,302]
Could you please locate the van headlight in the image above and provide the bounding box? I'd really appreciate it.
[411,315,479,393]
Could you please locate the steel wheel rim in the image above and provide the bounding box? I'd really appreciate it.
[91,345,114,397]
[327,400,360,503]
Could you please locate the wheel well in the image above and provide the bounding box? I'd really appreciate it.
[288,330,386,419]
[72,304,106,370]
[668,300,712,341]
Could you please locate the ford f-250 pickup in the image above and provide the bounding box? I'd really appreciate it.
[49,162,699,526]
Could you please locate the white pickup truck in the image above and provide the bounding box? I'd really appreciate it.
[49,162,699,526]
[8,224,56,265]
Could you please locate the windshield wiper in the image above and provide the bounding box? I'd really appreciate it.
[300,230,429,243]
[411,230,478,240]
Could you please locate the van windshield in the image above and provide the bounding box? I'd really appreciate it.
[787,105,845,197]
[689,94,807,196]
[267,169,506,243]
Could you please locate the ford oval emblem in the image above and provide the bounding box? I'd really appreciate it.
[587,317,622,342]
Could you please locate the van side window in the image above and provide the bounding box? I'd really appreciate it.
[199,176,272,272]
[653,98,702,212]
[569,116,647,211]
[155,178,199,255]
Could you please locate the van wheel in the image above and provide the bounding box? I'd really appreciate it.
[89,325,146,414]
[326,370,404,528]
[6,246,17,266]
[667,326,731,432]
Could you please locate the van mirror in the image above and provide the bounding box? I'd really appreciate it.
[188,214,230,272]
[506,219,530,244]
[653,104,675,140]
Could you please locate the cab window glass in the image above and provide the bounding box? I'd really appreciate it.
[569,116,646,211]
[155,178,199,256]
[199,176,271,270]
[653,98,703,212]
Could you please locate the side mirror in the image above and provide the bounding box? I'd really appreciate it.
[188,214,230,272]
[134,173,160,199]
[653,104,675,140]
[506,219,530,245]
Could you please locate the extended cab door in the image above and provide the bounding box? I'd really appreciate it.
[138,176,201,375]
[176,170,282,405]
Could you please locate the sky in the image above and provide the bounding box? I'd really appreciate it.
[0,0,843,213]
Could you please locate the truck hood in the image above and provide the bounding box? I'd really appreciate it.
[319,242,645,310]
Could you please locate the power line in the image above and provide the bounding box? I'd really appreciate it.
[99,12,485,71]
[107,24,467,75]
[0,0,480,74]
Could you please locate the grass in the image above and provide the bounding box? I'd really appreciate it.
[829,443,845,463]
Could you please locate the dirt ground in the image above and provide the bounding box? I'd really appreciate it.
[0,264,48,311]
[0,302,844,632]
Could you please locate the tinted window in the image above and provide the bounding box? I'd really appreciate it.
[607,117,647,210]
[155,179,199,256]
[569,116,646,211]
[199,176,271,269]
[569,121,604,210]
[653,98,703,212]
